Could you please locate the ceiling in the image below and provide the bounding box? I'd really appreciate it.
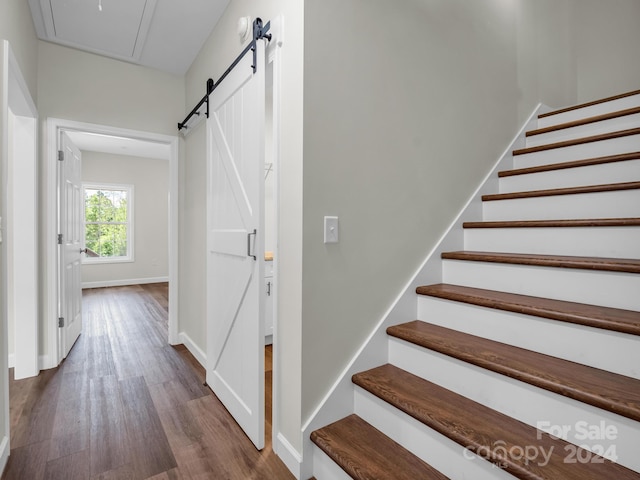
[66,130,171,160]
[28,0,230,75]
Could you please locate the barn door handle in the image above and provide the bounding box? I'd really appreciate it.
[247,229,257,260]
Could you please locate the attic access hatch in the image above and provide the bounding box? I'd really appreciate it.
[29,0,157,63]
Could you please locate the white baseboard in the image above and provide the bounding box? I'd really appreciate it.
[82,276,169,289]
[39,354,55,371]
[7,354,14,369]
[275,432,303,479]
[179,332,206,368]
[0,435,9,476]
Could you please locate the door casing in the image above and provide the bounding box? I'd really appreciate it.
[45,118,179,367]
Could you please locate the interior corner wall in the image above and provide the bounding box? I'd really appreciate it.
[182,0,304,454]
[0,0,38,103]
[37,42,185,362]
[81,152,169,286]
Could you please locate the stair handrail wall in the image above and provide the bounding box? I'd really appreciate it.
[297,103,548,479]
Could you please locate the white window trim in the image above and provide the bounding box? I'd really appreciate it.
[82,182,135,264]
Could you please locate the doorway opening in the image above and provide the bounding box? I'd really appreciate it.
[45,119,179,367]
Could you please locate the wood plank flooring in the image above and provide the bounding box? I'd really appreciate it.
[3,283,293,480]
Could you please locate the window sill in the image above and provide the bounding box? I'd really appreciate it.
[83,257,134,265]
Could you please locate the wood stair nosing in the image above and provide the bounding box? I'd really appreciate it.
[499,151,640,178]
[353,364,640,480]
[481,181,640,202]
[310,414,450,480]
[441,251,640,274]
[539,90,640,119]
[387,320,640,422]
[512,128,640,156]
[527,106,640,137]
[416,283,640,336]
[463,218,640,229]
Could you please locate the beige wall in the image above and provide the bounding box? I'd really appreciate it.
[81,152,169,285]
[37,42,184,357]
[0,0,38,102]
[302,0,520,426]
[38,42,184,134]
[573,0,640,103]
[181,0,304,452]
[301,0,640,436]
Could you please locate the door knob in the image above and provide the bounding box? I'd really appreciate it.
[80,248,87,254]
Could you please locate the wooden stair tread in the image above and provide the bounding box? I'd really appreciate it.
[482,181,640,201]
[527,106,640,137]
[416,283,640,336]
[499,152,640,178]
[441,251,640,274]
[463,218,640,228]
[354,365,639,480]
[513,128,640,156]
[387,321,640,422]
[310,414,449,480]
[539,89,640,119]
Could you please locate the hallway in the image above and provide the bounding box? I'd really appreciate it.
[3,284,292,479]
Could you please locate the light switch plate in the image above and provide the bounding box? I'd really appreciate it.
[324,216,338,244]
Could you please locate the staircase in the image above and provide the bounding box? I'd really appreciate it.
[310,90,640,480]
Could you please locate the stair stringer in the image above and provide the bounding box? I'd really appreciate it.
[298,104,546,479]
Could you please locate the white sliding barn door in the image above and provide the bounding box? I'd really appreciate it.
[59,131,83,358]
[206,41,266,449]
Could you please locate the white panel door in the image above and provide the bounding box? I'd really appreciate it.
[59,131,83,358]
[206,41,266,449]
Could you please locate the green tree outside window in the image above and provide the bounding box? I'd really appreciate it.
[84,185,132,260]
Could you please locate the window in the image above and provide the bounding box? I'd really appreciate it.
[83,183,134,263]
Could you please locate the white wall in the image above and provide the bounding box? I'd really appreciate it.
[301,0,640,441]
[37,41,184,362]
[182,0,304,456]
[81,152,169,287]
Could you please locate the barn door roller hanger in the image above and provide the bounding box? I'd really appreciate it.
[177,17,271,134]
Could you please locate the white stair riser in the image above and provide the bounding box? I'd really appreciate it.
[442,260,640,311]
[387,339,640,472]
[514,134,640,170]
[526,113,640,148]
[537,94,640,129]
[416,296,640,379]
[464,226,640,259]
[499,159,640,193]
[483,189,640,221]
[312,447,353,480]
[353,387,515,480]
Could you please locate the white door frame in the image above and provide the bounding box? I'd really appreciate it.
[265,16,283,454]
[4,42,39,380]
[1,38,39,471]
[45,118,180,367]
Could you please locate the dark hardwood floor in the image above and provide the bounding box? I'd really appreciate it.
[3,283,293,480]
